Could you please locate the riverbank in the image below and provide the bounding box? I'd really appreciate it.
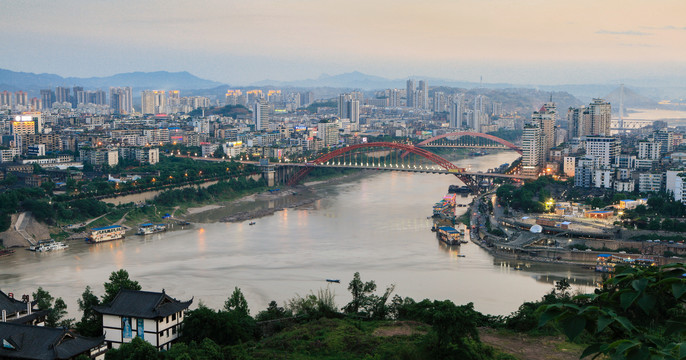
[216,171,373,223]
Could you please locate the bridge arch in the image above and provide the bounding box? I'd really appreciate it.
[286,142,477,188]
[415,132,522,155]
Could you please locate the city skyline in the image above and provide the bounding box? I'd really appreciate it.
[1,0,685,86]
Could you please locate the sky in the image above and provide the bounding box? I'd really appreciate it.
[1,0,685,86]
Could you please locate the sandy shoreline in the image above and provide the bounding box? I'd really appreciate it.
[185,204,225,215]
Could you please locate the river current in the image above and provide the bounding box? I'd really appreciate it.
[0,151,600,316]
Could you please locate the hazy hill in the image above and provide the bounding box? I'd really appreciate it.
[604,86,659,112]
[0,68,223,93]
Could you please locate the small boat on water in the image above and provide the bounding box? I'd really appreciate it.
[249,222,256,225]
[326,279,340,283]
[457,254,466,258]
[0,249,15,257]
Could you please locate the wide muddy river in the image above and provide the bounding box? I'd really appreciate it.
[0,151,601,316]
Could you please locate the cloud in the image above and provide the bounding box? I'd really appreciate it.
[640,25,686,31]
[596,30,651,36]
[618,43,656,48]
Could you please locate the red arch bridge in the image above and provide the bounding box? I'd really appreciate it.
[402,131,522,158]
[281,142,532,191]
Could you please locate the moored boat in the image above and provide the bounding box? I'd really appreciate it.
[87,225,125,243]
[137,223,167,235]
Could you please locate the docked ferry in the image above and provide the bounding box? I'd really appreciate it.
[137,223,167,235]
[436,226,465,246]
[87,225,125,243]
[29,239,68,252]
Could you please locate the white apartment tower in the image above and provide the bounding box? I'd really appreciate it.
[253,99,269,131]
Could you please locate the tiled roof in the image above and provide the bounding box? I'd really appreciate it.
[0,322,104,359]
[92,289,192,319]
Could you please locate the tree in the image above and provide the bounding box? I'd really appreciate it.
[213,146,225,159]
[256,300,291,322]
[224,287,249,315]
[105,336,159,360]
[180,305,257,346]
[102,269,142,304]
[33,287,73,328]
[343,272,377,315]
[75,286,102,337]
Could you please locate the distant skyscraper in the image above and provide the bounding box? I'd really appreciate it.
[253,99,269,131]
[14,91,28,107]
[473,95,484,132]
[532,100,556,160]
[40,89,55,110]
[449,95,464,129]
[338,93,351,119]
[1,91,12,107]
[406,79,415,108]
[110,87,133,114]
[418,80,428,109]
[72,86,83,107]
[55,86,70,105]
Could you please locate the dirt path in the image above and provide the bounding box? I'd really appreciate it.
[479,328,584,360]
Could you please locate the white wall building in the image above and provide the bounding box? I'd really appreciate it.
[93,289,192,351]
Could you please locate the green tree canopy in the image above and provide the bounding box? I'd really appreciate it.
[102,269,142,304]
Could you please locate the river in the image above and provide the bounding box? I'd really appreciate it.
[0,151,601,317]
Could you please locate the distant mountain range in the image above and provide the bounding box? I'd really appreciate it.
[1,68,682,108]
[0,68,224,93]
[252,71,516,91]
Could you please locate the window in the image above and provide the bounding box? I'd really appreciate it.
[172,313,176,321]
[166,316,169,323]
[166,329,169,337]
[172,326,176,335]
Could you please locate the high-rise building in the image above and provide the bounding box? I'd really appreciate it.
[532,101,556,160]
[110,87,133,114]
[253,99,269,131]
[521,123,543,176]
[584,136,620,168]
[29,98,41,111]
[587,98,611,136]
[654,129,674,154]
[318,121,339,147]
[55,86,70,105]
[347,99,359,124]
[0,91,11,107]
[14,91,28,108]
[406,79,415,108]
[473,95,484,132]
[338,93,350,119]
[638,141,661,160]
[418,80,428,109]
[40,89,55,110]
[568,99,611,137]
[448,95,463,129]
[72,86,84,107]
[141,90,168,114]
[433,91,445,113]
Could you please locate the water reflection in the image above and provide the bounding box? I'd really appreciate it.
[0,151,603,316]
